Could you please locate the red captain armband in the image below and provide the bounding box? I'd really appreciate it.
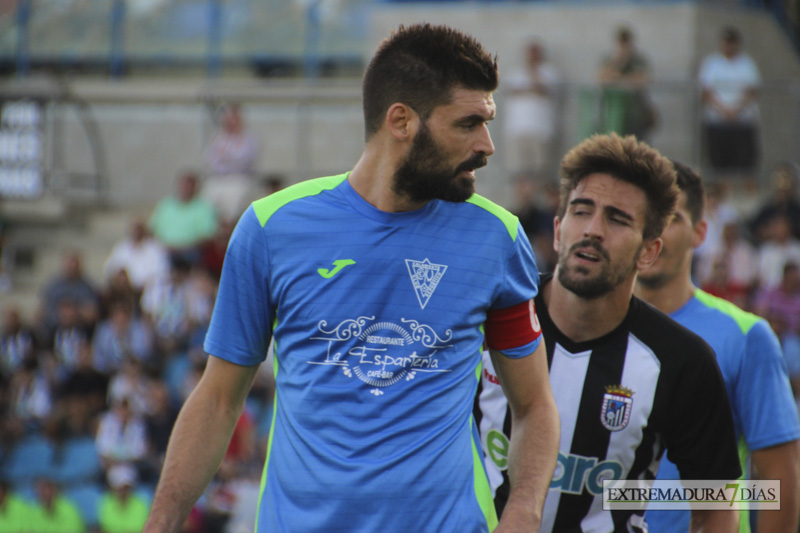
[484,299,542,352]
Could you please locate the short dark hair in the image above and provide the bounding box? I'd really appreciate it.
[557,133,678,241]
[361,23,499,140]
[616,26,634,44]
[671,160,705,224]
[721,26,741,44]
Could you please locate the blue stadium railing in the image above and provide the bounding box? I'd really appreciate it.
[2,0,370,79]
[1,0,797,80]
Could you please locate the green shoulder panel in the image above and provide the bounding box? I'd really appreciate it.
[467,194,519,241]
[694,289,761,335]
[253,173,349,227]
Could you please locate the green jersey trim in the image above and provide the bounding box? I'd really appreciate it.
[737,436,751,533]
[467,195,519,241]
[472,350,498,531]
[253,173,350,227]
[472,417,499,531]
[694,289,760,335]
[255,335,280,532]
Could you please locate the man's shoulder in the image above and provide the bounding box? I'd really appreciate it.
[464,194,520,241]
[251,173,349,226]
[628,296,715,357]
[689,289,763,336]
[699,52,726,73]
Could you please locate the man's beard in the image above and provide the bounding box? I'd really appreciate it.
[393,122,487,203]
[557,239,639,299]
[636,265,671,290]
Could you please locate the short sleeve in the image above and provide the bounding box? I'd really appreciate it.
[204,207,273,365]
[663,340,742,481]
[737,320,800,450]
[489,223,541,358]
[697,55,714,87]
[743,56,761,86]
[492,222,540,310]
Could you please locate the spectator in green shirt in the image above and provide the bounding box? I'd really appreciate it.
[98,464,150,533]
[149,170,218,267]
[29,478,85,533]
[0,481,32,533]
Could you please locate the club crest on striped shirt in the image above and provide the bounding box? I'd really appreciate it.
[601,385,634,431]
[405,258,447,309]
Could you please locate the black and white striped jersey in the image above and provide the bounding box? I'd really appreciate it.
[475,276,741,533]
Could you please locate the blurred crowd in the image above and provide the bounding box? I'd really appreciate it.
[0,105,278,533]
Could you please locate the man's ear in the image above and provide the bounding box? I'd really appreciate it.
[553,215,561,254]
[692,219,708,249]
[636,237,663,271]
[385,103,419,141]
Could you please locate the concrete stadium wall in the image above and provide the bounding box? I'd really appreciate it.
[368,2,800,203]
[3,2,798,213]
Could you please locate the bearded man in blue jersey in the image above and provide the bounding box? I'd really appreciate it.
[143,23,559,533]
[636,161,800,533]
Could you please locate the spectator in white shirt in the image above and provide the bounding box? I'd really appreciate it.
[95,397,149,470]
[757,214,800,289]
[698,26,761,183]
[104,217,170,294]
[503,39,560,182]
[202,103,260,223]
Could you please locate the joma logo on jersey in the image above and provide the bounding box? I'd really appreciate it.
[318,259,356,279]
[405,258,447,309]
[601,385,634,431]
[551,451,623,495]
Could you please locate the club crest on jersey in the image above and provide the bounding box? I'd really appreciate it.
[600,385,634,431]
[405,258,447,309]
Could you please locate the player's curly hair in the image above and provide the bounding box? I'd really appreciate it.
[361,23,498,140]
[557,133,679,241]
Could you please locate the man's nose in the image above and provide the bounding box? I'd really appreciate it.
[475,125,495,157]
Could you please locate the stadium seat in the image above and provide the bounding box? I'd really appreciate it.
[52,435,102,486]
[162,351,190,404]
[0,433,56,488]
[65,482,104,528]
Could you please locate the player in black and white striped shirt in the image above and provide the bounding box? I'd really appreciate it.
[476,133,740,532]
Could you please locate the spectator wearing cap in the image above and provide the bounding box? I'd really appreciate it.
[98,464,151,533]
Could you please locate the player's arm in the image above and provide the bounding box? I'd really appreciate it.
[143,355,260,533]
[490,341,559,532]
[752,440,800,533]
[689,509,739,532]
[736,320,800,532]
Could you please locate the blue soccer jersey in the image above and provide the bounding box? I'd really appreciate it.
[204,173,542,532]
[646,289,800,533]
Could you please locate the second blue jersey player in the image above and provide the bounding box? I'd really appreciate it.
[637,161,800,533]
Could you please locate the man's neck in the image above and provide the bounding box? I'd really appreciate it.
[635,274,695,316]
[348,149,427,213]
[543,270,635,343]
